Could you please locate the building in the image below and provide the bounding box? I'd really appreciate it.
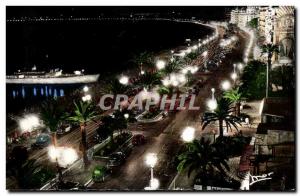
[257,6,295,66]
[273,6,295,65]
[229,7,258,28]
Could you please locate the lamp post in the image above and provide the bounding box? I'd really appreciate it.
[211,88,215,100]
[231,64,238,84]
[48,146,78,188]
[202,51,208,72]
[145,153,159,190]
[83,86,89,92]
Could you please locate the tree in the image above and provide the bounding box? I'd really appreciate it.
[177,138,230,189]
[40,98,67,146]
[103,78,129,109]
[248,18,258,29]
[40,98,67,183]
[135,71,162,90]
[68,101,98,169]
[223,87,243,116]
[104,78,128,95]
[261,43,279,98]
[184,52,198,64]
[10,159,55,189]
[270,66,295,96]
[100,115,117,144]
[132,51,154,72]
[202,97,241,137]
[240,60,267,99]
[161,60,183,78]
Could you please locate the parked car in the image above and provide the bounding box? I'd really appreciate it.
[57,124,72,135]
[107,152,126,167]
[132,134,146,146]
[92,165,107,183]
[31,133,51,149]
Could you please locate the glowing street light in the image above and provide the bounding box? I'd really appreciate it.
[221,80,231,91]
[211,88,215,100]
[48,146,78,168]
[238,63,244,71]
[145,153,159,190]
[145,153,157,168]
[124,113,129,119]
[19,114,40,133]
[202,51,208,72]
[181,126,195,142]
[231,72,238,81]
[207,99,217,111]
[83,86,89,92]
[156,60,166,70]
[119,76,129,85]
[82,94,92,102]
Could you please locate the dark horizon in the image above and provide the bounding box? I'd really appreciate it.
[6,6,234,20]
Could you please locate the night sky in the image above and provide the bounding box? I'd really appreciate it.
[6,6,233,20]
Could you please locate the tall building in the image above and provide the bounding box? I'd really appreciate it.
[273,6,295,65]
[229,7,258,28]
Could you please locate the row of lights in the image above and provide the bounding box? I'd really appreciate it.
[243,30,255,63]
[206,61,244,111]
[219,36,238,48]
[144,29,220,191]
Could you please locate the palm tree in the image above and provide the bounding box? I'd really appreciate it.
[103,78,129,109]
[40,98,67,183]
[40,98,67,146]
[184,52,198,64]
[68,101,98,168]
[177,138,230,189]
[132,51,155,72]
[202,97,241,137]
[104,78,128,95]
[161,60,182,78]
[100,115,116,144]
[135,71,162,90]
[223,87,243,116]
[261,43,279,98]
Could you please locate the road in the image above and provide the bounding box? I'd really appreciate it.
[88,29,249,190]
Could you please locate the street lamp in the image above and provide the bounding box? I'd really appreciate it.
[221,80,231,91]
[83,86,89,92]
[19,114,40,133]
[237,63,244,71]
[202,51,208,72]
[119,75,129,85]
[124,113,129,119]
[231,63,238,82]
[156,60,166,70]
[82,94,92,102]
[211,88,215,100]
[48,146,78,186]
[145,153,159,190]
[181,126,195,142]
[207,99,217,111]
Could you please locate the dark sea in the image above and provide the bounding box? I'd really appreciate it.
[6,19,213,113]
